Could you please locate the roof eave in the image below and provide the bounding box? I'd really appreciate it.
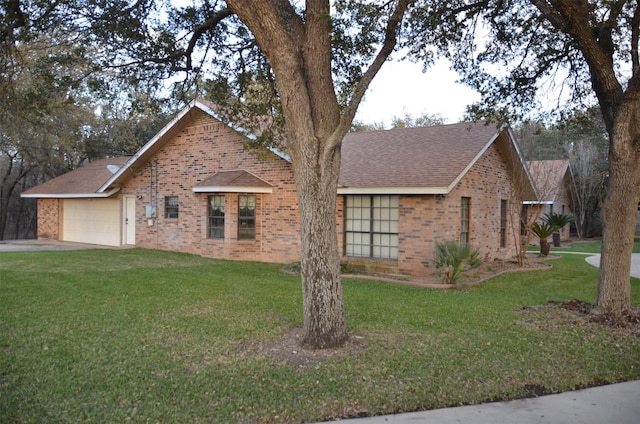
[21,187,121,199]
[192,186,273,194]
[337,187,449,195]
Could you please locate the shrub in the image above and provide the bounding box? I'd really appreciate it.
[432,240,482,284]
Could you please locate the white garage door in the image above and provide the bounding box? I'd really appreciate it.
[62,199,121,246]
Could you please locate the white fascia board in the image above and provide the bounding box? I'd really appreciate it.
[192,186,273,194]
[522,200,553,205]
[337,187,449,195]
[21,188,121,199]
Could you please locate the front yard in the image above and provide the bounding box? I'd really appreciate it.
[1,248,639,423]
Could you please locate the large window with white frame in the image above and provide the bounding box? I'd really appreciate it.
[345,195,399,260]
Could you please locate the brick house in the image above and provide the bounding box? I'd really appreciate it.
[22,99,537,276]
[525,160,576,241]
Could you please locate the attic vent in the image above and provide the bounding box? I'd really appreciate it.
[106,165,120,174]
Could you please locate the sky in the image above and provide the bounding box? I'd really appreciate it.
[354,58,481,127]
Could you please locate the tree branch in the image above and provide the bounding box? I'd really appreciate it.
[183,8,235,70]
[631,3,640,76]
[332,0,415,147]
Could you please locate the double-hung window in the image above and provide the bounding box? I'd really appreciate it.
[208,195,225,239]
[460,197,470,247]
[238,195,256,240]
[345,195,399,260]
[165,196,179,219]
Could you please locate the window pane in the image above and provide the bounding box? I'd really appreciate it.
[345,195,399,260]
[165,196,179,219]
[238,195,256,240]
[208,195,225,239]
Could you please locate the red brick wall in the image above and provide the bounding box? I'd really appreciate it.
[119,111,302,263]
[36,198,60,240]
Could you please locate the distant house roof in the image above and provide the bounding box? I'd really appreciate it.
[525,159,572,204]
[192,170,273,193]
[21,157,131,198]
[339,122,535,196]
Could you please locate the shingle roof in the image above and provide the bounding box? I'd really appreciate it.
[339,121,501,192]
[526,160,570,203]
[21,101,535,200]
[21,157,131,198]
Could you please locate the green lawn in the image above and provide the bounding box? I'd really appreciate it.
[1,249,639,423]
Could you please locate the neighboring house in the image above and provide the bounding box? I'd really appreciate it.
[524,160,576,241]
[22,100,537,277]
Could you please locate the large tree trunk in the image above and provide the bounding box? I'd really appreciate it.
[294,144,347,348]
[226,0,411,348]
[596,109,640,318]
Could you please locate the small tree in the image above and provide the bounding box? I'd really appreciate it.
[542,212,573,247]
[530,222,557,256]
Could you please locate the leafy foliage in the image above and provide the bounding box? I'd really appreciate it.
[432,240,482,284]
[530,222,558,239]
[542,212,573,230]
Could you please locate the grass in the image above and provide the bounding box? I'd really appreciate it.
[1,248,639,423]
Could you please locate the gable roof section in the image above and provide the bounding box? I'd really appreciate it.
[525,159,571,204]
[338,121,535,196]
[21,157,130,198]
[98,99,289,194]
[192,170,273,193]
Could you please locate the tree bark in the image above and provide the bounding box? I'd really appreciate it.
[596,105,640,318]
[540,238,550,256]
[531,0,640,320]
[226,0,346,349]
[226,0,411,348]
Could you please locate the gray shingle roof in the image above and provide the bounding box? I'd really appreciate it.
[339,121,500,190]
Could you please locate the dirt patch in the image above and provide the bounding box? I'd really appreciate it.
[242,327,366,368]
[520,299,640,338]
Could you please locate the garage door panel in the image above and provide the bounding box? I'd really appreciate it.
[62,199,121,246]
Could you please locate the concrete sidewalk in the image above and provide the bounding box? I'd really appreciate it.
[330,380,640,423]
[584,253,640,279]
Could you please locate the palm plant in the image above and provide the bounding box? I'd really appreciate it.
[432,240,482,284]
[542,212,574,247]
[530,222,557,256]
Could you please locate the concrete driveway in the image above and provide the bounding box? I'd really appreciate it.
[0,239,116,252]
